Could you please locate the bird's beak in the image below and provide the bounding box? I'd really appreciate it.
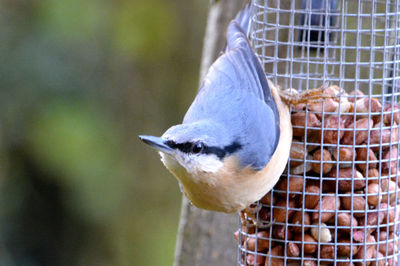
[139,135,173,154]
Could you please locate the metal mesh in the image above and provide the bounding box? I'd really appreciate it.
[237,0,400,265]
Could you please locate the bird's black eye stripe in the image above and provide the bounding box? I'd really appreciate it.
[165,140,242,159]
[165,140,192,153]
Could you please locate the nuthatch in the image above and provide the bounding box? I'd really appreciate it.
[140,7,325,215]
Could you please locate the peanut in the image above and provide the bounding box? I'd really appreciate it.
[337,239,359,257]
[246,231,271,251]
[319,115,345,144]
[342,118,373,145]
[356,148,377,173]
[275,176,304,195]
[381,179,399,205]
[335,100,353,113]
[354,97,382,113]
[382,207,398,231]
[325,85,341,96]
[272,224,293,240]
[320,245,334,259]
[366,183,382,206]
[308,97,338,114]
[312,195,340,223]
[305,185,320,209]
[328,168,366,192]
[370,123,399,146]
[332,147,354,162]
[371,251,385,266]
[348,89,365,103]
[246,253,266,265]
[383,103,400,125]
[364,168,380,184]
[354,234,377,266]
[342,114,355,127]
[290,143,307,167]
[341,192,367,217]
[392,172,400,187]
[382,147,398,175]
[377,231,395,255]
[337,212,358,233]
[260,192,274,205]
[294,233,317,254]
[292,112,321,137]
[289,160,312,175]
[290,211,311,233]
[311,148,333,174]
[310,223,332,243]
[286,242,300,257]
[303,260,317,266]
[358,209,385,235]
[353,230,365,242]
[305,133,322,149]
[273,198,296,223]
[265,245,284,266]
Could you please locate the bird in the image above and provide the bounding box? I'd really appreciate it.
[140,6,327,219]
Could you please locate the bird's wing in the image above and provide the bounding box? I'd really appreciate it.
[184,20,280,170]
[224,21,277,106]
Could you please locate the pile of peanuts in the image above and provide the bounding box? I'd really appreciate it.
[235,85,400,266]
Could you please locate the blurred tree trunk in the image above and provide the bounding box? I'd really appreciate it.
[173,1,245,266]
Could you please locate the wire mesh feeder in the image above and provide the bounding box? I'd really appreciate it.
[237,0,400,265]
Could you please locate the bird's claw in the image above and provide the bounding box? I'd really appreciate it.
[240,204,274,229]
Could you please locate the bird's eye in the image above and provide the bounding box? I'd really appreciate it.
[191,142,204,154]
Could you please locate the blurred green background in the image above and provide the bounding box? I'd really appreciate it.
[0,0,208,265]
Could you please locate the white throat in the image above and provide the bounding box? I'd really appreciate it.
[160,151,223,178]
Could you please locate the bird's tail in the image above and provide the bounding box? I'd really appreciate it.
[234,4,252,37]
[222,4,252,54]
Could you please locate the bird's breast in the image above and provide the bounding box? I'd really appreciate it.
[161,153,278,213]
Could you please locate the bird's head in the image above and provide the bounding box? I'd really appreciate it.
[139,120,242,184]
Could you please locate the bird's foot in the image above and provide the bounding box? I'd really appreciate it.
[279,82,336,106]
[240,204,273,229]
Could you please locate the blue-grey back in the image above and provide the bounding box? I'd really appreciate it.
[183,21,280,170]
